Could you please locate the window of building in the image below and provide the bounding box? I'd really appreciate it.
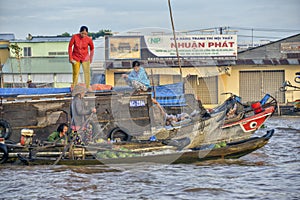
[57,52,68,56]
[48,52,68,56]
[23,47,32,57]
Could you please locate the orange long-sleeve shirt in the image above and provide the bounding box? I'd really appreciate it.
[68,33,94,63]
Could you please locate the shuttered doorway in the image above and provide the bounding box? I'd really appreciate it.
[197,76,218,104]
[185,75,218,104]
[239,70,284,103]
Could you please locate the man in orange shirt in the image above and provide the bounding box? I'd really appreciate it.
[68,26,94,88]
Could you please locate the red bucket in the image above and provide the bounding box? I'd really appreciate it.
[251,102,263,114]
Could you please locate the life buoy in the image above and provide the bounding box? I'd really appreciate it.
[0,119,12,140]
[0,143,8,164]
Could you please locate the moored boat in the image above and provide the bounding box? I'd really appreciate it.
[220,93,277,142]
[0,129,274,165]
[0,84,276,152]
[0,83,229,145]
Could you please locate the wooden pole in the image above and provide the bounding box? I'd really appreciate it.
[151,69,156,99]
[0,59,3,88]
[168,0,182,78]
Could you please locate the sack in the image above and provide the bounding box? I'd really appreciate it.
[91,84,113,91]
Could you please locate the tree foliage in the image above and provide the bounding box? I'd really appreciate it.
[60,32,71,37]
[58,29,113,39]
[89,29,113,39]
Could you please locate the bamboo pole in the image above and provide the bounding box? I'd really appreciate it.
[168,0,182,78]
[0,59,3,88]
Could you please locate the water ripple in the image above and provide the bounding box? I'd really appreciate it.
[0,117,299,200]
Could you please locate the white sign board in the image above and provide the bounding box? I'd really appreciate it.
[144,35,237,58]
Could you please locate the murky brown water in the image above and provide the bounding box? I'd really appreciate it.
[0,116,299,200]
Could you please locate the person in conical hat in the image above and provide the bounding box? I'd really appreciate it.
[27,79,37,88]
[72,84,88,96]
[71,85,96,131]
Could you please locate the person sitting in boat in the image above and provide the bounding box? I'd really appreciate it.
[27,80,37,88]
[152,98,191,127]
[165,113,191,127]
[48,123,69,144]
[226,103,238,119]
[71,84,98,144]
[122,60,151,92]
[195,97,211,119]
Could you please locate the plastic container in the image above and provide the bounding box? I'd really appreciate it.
[234,96,242,103]
[251,102,263,114]
[20,129,34,146]
[149,135,157,142]
[260,94,270,105]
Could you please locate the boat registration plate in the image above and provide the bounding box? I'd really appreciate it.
[130,100,146,107]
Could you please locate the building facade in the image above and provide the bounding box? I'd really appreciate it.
[1,32,299,105]
[3,35,72,87]
[103,33,300,105]
[2,35,105,88]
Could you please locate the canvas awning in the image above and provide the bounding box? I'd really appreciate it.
[146,66,230,77]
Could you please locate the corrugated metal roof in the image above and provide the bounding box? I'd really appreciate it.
[0,33,15,40]
[12,36,71,43]
[238,33,300,54]
[106,58,300,69]
[287,59,300,65]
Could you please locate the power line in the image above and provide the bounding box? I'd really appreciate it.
[229,26,300,33]
[180,26,300,34]
[237,34,282,39]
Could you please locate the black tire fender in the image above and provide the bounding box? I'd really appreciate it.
[0,143,9,164]
[109,128,131,142]
[0,119,12,140]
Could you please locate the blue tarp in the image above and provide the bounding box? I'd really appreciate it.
[154,82,186,107]
[113,82,186,107]
[0,82,186,107]
[0,87,71,97]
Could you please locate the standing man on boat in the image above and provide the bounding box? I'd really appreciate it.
[122,60,151,92]
[68,26,94,89]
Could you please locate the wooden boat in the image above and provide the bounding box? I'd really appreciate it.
[220,93,277,142]
[0,87,154,143]
[0,83,230,147]
[0,129,274,165]
[154,93,277,148]
[0,85,276,152]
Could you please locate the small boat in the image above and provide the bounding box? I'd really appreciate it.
[220,93,277,142]
[0,129,274,165]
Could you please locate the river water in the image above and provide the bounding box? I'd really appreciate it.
[0,116,299,200]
